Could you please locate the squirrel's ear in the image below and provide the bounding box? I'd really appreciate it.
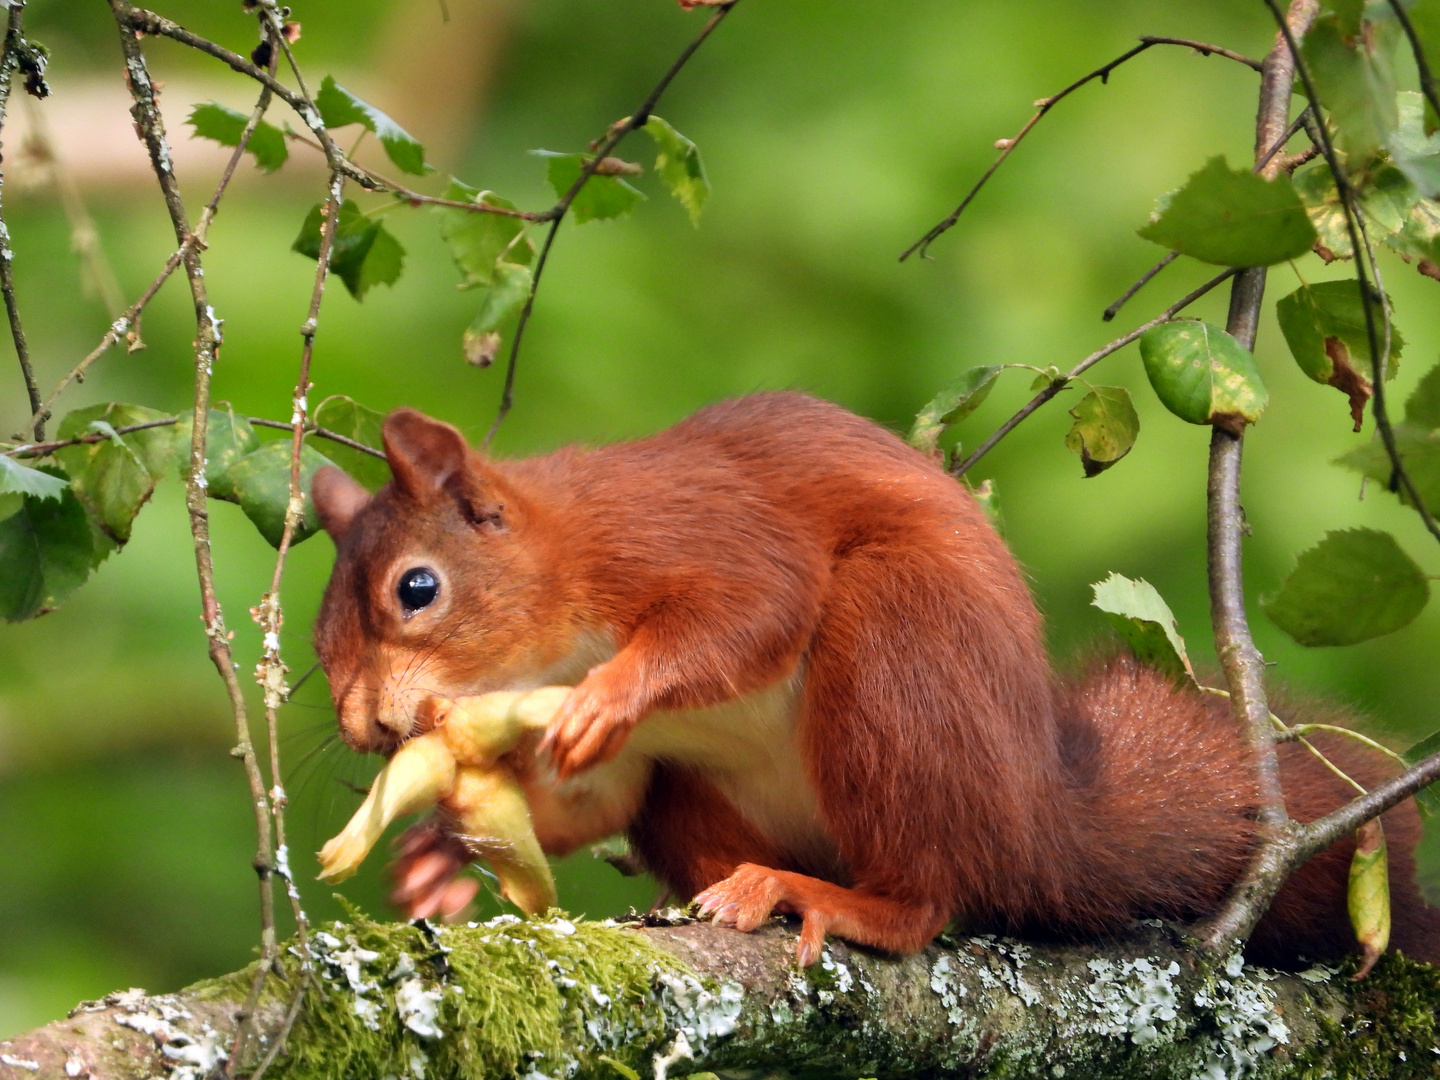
[382,408,505,524]
[312,465,370,541]
[383,408,473,495]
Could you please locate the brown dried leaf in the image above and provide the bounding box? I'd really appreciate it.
[1323,337,1373,432]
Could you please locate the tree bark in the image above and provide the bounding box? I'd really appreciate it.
[1,916,1436,1079]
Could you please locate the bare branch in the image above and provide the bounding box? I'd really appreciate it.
[0,0,42,439]
[1191,0,1320,957]
[900,37,1262,262]
[107,9,281,1066]
[951,267,1236,476]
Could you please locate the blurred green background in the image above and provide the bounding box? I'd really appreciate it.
[3,0,1439,1038]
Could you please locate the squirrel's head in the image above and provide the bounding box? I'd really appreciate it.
[311,409,567,753]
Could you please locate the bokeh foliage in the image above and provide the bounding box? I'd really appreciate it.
[3,0,1440,1039]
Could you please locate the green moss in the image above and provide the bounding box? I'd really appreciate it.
[1292,954,1440,1080]
[265,913,695,1080]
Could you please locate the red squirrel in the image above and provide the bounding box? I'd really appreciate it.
[311,392,1440,968]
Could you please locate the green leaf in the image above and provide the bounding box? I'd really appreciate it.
[1303,14,1400,162]
[174,406,262,500]
[1389,91,1440,197]
[0,468,95,622]
[1262,528,1429,646]
[1137,156,1317,266]
[1090,572,1195,684]
[310,395,389,492]
[214,440,336,549]
[355,221,404,297]
[315,76,430,176]
[644,115,709,225]
[1064,386,1139,477]
[1139,321,1269,431]
[1295,162,1421,260]
[1348,819,1391,977]
[292,199,405,301]
[1336,423,1440,510]
[1402,727,1440,817]
[534,151,644,224]
[1276,280,1399,429]
[908,366,1003,455]
[434,181,534,289]
[1288,279,1402,379]
[1404,362,1440,428]
[0,454,69,501]
[1387,190,1440,262]
[186,101,288,172]
[53,404,177,545]
[462,262,533,368]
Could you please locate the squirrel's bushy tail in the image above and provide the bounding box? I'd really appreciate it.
[1053,656,1440,968]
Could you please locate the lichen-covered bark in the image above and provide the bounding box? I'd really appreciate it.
[1,914,1436,1080]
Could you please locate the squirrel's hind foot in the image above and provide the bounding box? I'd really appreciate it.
[695,863,947,966]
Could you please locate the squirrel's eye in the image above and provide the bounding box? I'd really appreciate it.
[397,567,439,613]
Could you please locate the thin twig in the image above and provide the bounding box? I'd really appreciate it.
[900,36,1262,261]
[5,416,178,457]
[1102,252,1180,323]
[246,976,309,1080]
[250,415,388,459]
[950,267,1236,476]
[108,11,280,1071]
[1388,0,1440,128]
[486,216,562,446]
[485,0,739,443]
[0,0,41,440]
[1293,751,1440,863]
[1101,107,1311,322]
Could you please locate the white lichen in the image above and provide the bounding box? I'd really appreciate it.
[929,954,970,1027]
[395,976,444,1039]
[1081,956,1181,1046]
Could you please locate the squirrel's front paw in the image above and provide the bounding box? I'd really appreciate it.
[539,681,637,779]
[390,821,480,921]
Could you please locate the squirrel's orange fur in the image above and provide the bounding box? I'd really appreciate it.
[312,392,1440,967]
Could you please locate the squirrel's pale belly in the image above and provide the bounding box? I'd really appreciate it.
[513,631,837,874]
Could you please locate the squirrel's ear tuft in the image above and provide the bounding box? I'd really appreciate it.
[312,465,370,541]
[383,408,473,497]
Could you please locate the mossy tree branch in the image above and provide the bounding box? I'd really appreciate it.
[0,917,1436,1080]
